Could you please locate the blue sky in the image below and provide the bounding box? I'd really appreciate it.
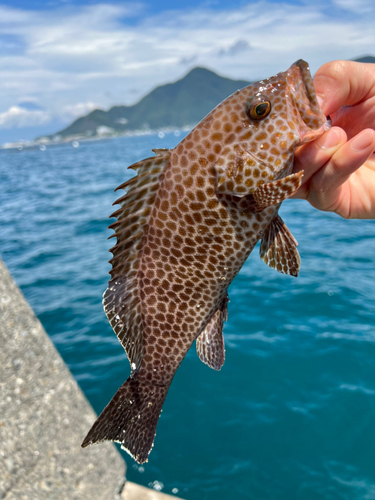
[0,0,374,144]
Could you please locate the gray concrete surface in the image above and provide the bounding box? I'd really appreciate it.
[122,482,184,500]
[0,258,187,500]
[0,257,126,499]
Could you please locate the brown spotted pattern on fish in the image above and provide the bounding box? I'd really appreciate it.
[82,60,330,463]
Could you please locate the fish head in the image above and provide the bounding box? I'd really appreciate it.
[214,59,331,195]
[246,59,330,175]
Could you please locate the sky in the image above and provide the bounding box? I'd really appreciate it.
[0,0,374,144]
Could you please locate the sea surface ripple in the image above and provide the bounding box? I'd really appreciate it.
[1,134,375,500]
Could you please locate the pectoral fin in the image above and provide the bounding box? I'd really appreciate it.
[260,214,301,277]
[196,296,228,370]
[248,171,303,212]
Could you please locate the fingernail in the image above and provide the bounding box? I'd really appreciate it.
[351,130,375,152]
[320,128,341,149]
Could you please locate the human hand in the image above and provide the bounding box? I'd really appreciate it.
[293,60,375,219]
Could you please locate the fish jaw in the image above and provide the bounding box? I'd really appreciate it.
[286,59,331,145]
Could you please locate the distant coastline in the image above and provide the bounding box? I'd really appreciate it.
[0,126,192,152]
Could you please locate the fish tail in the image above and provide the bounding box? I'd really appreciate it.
[81,370,169,464]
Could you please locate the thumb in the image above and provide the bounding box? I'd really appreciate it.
[313,60,375,117]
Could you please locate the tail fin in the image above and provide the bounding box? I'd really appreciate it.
[81,371,168,464]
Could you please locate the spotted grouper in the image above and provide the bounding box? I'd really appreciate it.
[82,59,330,463]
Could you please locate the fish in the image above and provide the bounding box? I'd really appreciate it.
[81,60,330,463]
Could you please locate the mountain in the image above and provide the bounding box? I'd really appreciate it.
[51,68,251,138]
[354,55,375,63]
[46,55,375,140]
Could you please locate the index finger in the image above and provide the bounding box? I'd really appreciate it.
[313,60,375,116]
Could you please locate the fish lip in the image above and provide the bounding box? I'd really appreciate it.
[292,59,321,114]
[287,60,331,143]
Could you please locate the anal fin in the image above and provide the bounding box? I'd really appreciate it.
[248,171,303,212]
[196,296,228,371]
[260,214,301,277]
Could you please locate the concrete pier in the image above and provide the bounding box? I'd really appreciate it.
[0,258,184,500]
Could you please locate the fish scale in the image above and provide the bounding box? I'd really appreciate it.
[82,59,330,463]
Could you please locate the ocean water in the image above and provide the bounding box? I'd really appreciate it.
[1,133,375,500]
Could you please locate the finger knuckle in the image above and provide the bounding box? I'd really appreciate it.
[329,153,342,174]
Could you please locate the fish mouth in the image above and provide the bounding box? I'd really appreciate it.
[287,59,331,144]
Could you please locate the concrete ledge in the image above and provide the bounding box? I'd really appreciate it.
[0,258,126,499]
[122,482,183,499]
[0,258,185,500]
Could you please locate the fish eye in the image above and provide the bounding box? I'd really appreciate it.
[246,95,272,121]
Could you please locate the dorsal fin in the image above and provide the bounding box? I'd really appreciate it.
[152,148,169,156]
[103,150,171,369]
[196,295,228,371]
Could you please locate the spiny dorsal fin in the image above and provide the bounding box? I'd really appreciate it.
[248,171,303,212]
[103,150,171,369]
[260,214,300,277]
[196,295,228,371]
[152,148,169,156]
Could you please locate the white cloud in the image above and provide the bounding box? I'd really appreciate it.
[0,100,102,130]
[217,39,251,57]
[0,0,374,138]
[332,0,375,13]
[0,106,51,129]
[60,101,101,119]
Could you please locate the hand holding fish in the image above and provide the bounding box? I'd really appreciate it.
[293,60,375,219]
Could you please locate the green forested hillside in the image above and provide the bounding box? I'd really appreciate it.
[54,67,250,137]
[52,56,375,138]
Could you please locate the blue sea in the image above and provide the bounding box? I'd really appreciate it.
[1,133,375,500]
